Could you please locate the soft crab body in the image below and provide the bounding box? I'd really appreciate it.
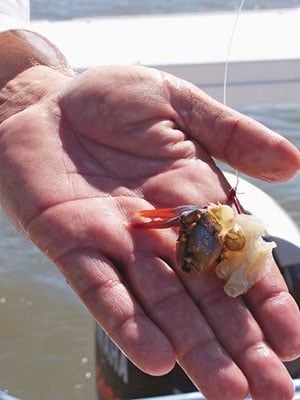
[133,204,245,273]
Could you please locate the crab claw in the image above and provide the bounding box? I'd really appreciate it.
[132,205,202,229]
[132,208,180,229]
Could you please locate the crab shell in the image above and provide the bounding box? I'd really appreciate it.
[176,210,223,273]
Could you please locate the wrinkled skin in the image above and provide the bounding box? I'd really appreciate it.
[0,65,300,400]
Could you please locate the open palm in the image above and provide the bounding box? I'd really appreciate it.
[1,65,300,400]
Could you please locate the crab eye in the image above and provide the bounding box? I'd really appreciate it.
[224,228,246,251]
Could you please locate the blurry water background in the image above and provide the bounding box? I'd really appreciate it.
[1,1,299,399]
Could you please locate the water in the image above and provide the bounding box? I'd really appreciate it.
[30,0,300,20]
[1,1,300,399]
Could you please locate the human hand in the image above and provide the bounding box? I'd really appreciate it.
[0,64,299,400]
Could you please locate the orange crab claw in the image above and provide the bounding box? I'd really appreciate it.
[132,209,181,229]
[132,205,202,229]
[138,207,181,218]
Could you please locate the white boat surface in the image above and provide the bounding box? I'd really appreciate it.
[138,378,300,400]
[30,7,300,107]
[137,378,300,400]
[2,379,300,400]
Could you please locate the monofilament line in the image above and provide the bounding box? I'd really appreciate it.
[223,0,246,190]
[223,0,246,106]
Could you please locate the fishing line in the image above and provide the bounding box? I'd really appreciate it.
[223,0,246,106]
[223,0,246,195]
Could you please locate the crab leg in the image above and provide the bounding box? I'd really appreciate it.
[229,187,244,214]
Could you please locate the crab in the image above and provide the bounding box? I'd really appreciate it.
[133,204,246,273]
[133,203,276,297]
